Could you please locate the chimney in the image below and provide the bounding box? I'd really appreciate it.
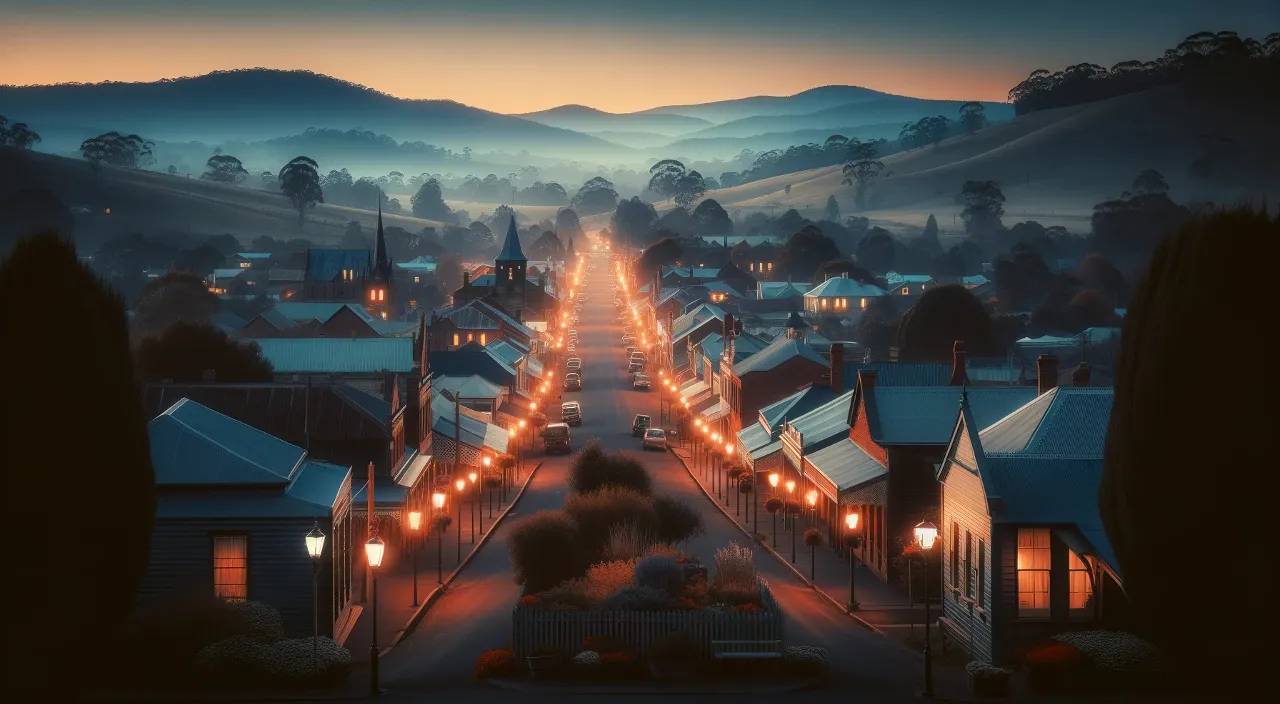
[723,313,735,337]
[462,271,471,288]
[859,369,878,393]
[949,340,969,386]
[1037,353,1060,395]
[829,343,845,392]
[1072,362,1092,387]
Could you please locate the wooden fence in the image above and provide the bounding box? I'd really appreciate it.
[511,579,783,659]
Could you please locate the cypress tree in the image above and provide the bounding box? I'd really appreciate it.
[2,233,156,693]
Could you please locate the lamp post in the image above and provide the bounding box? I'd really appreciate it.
[408,508,422,606]
[725,443,735,507]
[509,428,519,479]
[914,520,939,698]
[305,522,325,671]
[364,532,385,698]
[785,480,796,563]
[432,492,446,584]
[768,473,780,547]
[483,456,493,519]
[468,471,479,541]
[844,511,862,611]
[454,478,466,561]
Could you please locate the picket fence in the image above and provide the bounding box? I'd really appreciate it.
[511,579,783,659]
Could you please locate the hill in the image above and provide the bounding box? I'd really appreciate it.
[0,147,452,252]
[684,97,1015,140]
[695,84,1280,231]
[583,130,676,150]
[514,105,711,137]
[2,69,633,160]
[661,122,906,161]
[636,85,896,123]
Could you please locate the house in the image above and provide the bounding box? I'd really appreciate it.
[485,338,545,395]
[722,314,832,436]
[208,267,249,295]
[430,386,511,473]
[803,273,888,314]
[937,386,1125,666]
[246,337,416,395]
[701,280,746,306]
[757,281,812,300]
[231,252,273,269]
[396,256,438,281]
[885,272,937,297]
[429,303,501,349]
[450,219,560,322]
[736,383,840,477]
[670,303,727,371]
[139,399,354,637]
[300,207,393,318]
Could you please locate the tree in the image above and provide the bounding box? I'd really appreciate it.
[79,132,155,170]
[1089,192,1191,271]
[1130,168,1169,195]
[340,220,370,250]
[166,165,179,176]
[277,156,323,230]
[1058,290,1122,332]
[896,284,996,361]
[410,178,453,222]
[656,207,695,237]
[172,245,226,276]
[554,207,584,242]
[840,138,886,209]
[1074,253,1130,305]
[993,248,1054,312]
[691,199,733,237]
[1099,207,1278,695]
[258,171,275,189]
[919,214,942,255]
[201,154,249,184]
[855,228,896,274]
[132,270,222,336]
[2,234,155,695]
[958,180,1006,240]
[529,230,564,261]
[779,225,841,280]
[958,102,988,135]
[857,294,899,358]
[815,258,876,284]
[611,197,658,246]
[571,177,619,215]
[824,195,841,222]
[0,115,42,149]
[137,321,274,383]
[899,115,951,150]
[647,160,707,209]
[637,238,684,279]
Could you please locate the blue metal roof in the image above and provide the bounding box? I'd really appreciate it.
[370,320,418,336]
[441,305,500,330]
[672,303,726,341]
[252,309,296,331]
[702,280,743,297]
[760,385,840,429]
[485,339,525,367]
[237,252,273,260]
[807,438,887,493]
[212,268,246,280]
[805,277,887,298]
[471,299,534,338]
[847,361,952,387]
[497,217,526,261]
[306,249,371,282]
[285,460,350,508]
[273,302,373,323]
[431,389,510,453]
[868,386,1038,445]
[435,374,504,400]
[246,337,415,374]
[788,389,856,451]
[149,398,304,486]
[330,383,391,423]
[758,281,811,299]
[979,387,1114,457]
[737,423,773,453]
[733,334,829,376]
[428,343,517,385]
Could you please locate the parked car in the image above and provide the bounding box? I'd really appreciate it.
[642,428,667,451]
[561,402,582,426]
[632,414,652,437]
[622,334,636,344]
[563,372,582,391]
[542,423,572,454]
[566,357,582,372]
[628,359,645,373]
[632,373,651,390]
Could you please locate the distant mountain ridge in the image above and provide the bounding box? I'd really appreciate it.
[683,96,1015,139]
[634,85,910,123]
[514,104,712,137]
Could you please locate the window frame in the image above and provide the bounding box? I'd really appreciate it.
[1068,549,1095,618]
[1016,527,1051,619]
[951,521,960,597]
[977,539,986,610]
[965,530,974,600]
[211,533,249,602]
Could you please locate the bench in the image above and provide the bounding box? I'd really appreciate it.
[711,640,783,672]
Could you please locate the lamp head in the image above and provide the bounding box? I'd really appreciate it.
[806,489,818,506]
[305,522,325,560]
[785,479,796,493]
[455,478,466,492]
[432,492,446,509]
[408,510,422,531]
[914,520,939,550]
[364,534,385,568]
[768,473,779,488]
[468,471,478,483]
[845,512,860,531]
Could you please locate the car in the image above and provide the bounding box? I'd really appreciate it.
[632,373,651,390]
[626,346,638,358]
[628,359,645,373]
[642,428,667,451]
[632,414,652,437]
[542,423,572,453]
[561,402,582,426]
[566,357,582,370]
[563,372,582,391]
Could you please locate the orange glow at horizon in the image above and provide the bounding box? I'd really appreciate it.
[0,18,1018,113]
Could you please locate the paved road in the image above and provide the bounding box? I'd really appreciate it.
[377,252,936,699]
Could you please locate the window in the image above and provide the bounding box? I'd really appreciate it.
[213,535,248,601]
[378,289,385,301]
[467,333,474,342]
[965,531,974,599]
[1017,528,1051,618]
[860,298,868,309]
[369,289,376,302]
[951,522,960,595]
[821,298,828,309]
[239,262,251,268]
[1069,550,1094,614]
[977,539,986,609]
[452,333,460,347]
[480,333,487,345]
[902,286,909,295]
[767,262,773,271]
[414,276,421,283]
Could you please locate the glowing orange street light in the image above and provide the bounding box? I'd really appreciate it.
[530,401,538,410]
[711,432,720,442]
[725,443,734,455]
[845,512,860,531]
[785,479,796,495]
[518,419,527,428]
[806,489,818,507]
[768,473,780,489]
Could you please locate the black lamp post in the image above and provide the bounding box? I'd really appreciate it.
[786,480,797,563]
[454,478,466,562]
[469,470,479,540]
[432,492,446,584]
[768,473,780,546]
[305,522,325,672]
[364,532,385,698]
[914,520,939,698]
[843,511,861,611]
[407,508,422,607]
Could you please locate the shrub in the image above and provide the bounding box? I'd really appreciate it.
[508,510,586,594]
[649,632,700,663]
[227,600,286,644]
[603,520,658,561]
[712,583,762,607]
[765,497,785,514]
[1051,630,1166,673]
[713,542,756,590]
[652,495,706,545]
[804,528,825,548]
[537,579,595,610]
[194,635,266,681]
[196,636,351,685]
[571,650,602,677]
[122,596,285,682]
[482,472,502,490]
[568,440,653,495]
[1025,641,1087,667]
[584,559,639,601]
[564,487,657,558]
[598,586,679,611]
[966,661,1012,678]
[635,555,685,596]
[739,478,754,494]
[681,574,711,606]
[782,645,832,678]
[475,649,516,678]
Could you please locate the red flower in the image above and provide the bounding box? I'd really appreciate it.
[519,595,540,607]
[1025,642,1085,666]
[474,649,515,678]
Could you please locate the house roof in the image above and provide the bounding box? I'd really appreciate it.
[699,331,769,371]
[370,319,418,337]
[439,305,501,330]
[306,249,371,282]
[702,280,743,297]
[733,334,829,377]
[470,299,534,338]
[807,438,888,493]
[758,281,812,299]
[251,309,297,331]
[699,397,731,422]
[885,272,935,285]
[247,337,415,374]
[485,339,526,367]
[210,310,247,333]
[672,303,726,342]
[237,252,273,260]
[497,217,526,261]
[273,302,374,323]
[428,342,517,385]
[269,268,306,282]
[760,385,840,430]
[846,361,952,387]
[805,277,887,298]
[787,390,856,451]
[865,386,1038,445]
[396,256,437,272]
[149,398,304,486]
[430,389,509,453]
[435,374,504,400]
[979,387,1114,457]
[212,268,246,280]
[738,422,773,453]
[679,377,712,403]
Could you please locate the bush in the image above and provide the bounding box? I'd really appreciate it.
[652,495,706,545]
[482,472,502,490]
[509,510,586,594]
[475,649,517,678]
[227,600,286,644]
[196,636,351,685]
[634,555,685,596]
[602,520,657,561]
[765,497,785,514]
[649,632,700,663]
[538,559,639,610]
[571,650,602,677]
[711,583,762,607]
[782,645,832,678]
[1051,630,1166,673]
[713,542,756,590]
[122,597,285,683]
[804,528,825,548]
[598,586,679,611]
[966,661,1012,678]
[568,441,653,495]
[537,579,596,610]
[564,487,657,558]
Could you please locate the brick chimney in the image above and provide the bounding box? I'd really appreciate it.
[1072,362,1092,387]
[1037,353,1059,395]
[949,340,969,386]
[723,313,735,337]
[462,271,471,288]
[829,343,845,392]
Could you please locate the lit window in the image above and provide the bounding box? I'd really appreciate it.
[1017,528,1051,618]
[369,289,376,302]
[213,535,248,601]
[409,300,417,307]
[860,298,867,309]
[467,333,474,342]
[453,333,460,346]
[821,298,828,308]
[767,262,773,271]
[378,289,385,301]
[902,287,909,295]
[480,333,487,345]
[240,262,250,268]
[414,276,420,283]
[1069,550,1094,614]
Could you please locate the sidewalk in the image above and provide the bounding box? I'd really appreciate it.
[343,459,542,662]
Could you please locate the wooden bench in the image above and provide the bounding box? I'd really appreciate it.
[711,640,783,672]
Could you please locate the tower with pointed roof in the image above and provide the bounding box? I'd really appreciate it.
[495,215,528,321]
[365,201,394,319]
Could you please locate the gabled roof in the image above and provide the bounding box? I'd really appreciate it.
[738,423,773,453]
[149,398,304,486]
[885,272,935,285]
[439,304,500,330]
[758,281,812,299]
[805,277,887,298]
[428,343,517,385]
[370,319,418,337]
[247,337,415,374]
[305,249,371,282]
[845,361,952,387]
[698,332,769,371]
[251,308,297,331]
[236,252,273,260]
[434,374,505,401]
[864,386,1039,446]
[470,299,534,338]
[702,280,743,297]
[672,303,726,342]
[497,217,526,262]
[807,438,887,493]
[732,334,829,377]
[979,387,1114,457]
[210,310,247,333]
[760,384,840,430]
[273,302,373,323]
[396,256,437,272]
[430,389,510,453]
[212,268,247,280]
[786,389,856,451]
[484,338,526,367]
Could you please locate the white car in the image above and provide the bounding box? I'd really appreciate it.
[632,373,651,390]
[642,428,667,451]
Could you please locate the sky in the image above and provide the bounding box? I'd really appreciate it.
[1,0,1276,114]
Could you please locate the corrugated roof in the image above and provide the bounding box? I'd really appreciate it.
[760,385,840,429]
[435,374,504,400]
[253,309,296,331]
[699,397,731,422]
[847,361,952,387]
[442,305,500,330]
[269,268,306,282]
[273,302,373,323]
[212,268,246,280]
[807,438,888,492]
[679,377,710,400]
[471,299,534,338]
[672,303,726,341]
[485,339,525,366]
[733,335,829,376]
[370,319,417,337]
[149,398,303,486]
[750,440,783,461]
[428,343,517,384]
[737,423,773,453]
[885,272,935,284]
[306,249,371,282]
[980,387,1114,457]
[285,460,349,507]
[788,390,855,450]
[247,337,415,374]
[758,281,812,299]
[329,384,392,423]
[237,252,273,260]
[869,386,1038,445]
[431,390,509,453]
[805,277,887,298]
[703,280,743,297]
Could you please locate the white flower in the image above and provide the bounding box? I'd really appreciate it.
[966,660,1012,677]
[1051,630,1166,673]
[572,650,602,667]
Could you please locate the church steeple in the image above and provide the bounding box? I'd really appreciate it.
[373,200,391,281]
[497,215,526,263]
[495,215,528,309]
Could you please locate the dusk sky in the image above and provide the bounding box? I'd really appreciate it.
[2,0,1276,114]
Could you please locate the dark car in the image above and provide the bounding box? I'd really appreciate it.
[631,414,652,437]
[542,423,572,454]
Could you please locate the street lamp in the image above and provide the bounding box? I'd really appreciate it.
[785,480,797,563]
[482,456,493,519]
[844,512,862,611]
[914,520,939,698]
[454,478,466,561]
[305,522,325,670]
[432,492,446,583]
[468,471,479,541]
[805,489,819,528]
[364,532,385,698]
[408,509,422,607]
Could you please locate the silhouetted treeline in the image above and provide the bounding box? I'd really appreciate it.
[719,136,851,188]
[1008,30,1280,115]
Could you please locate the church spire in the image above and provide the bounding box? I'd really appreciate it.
[497,215,526,262]
[374,199,391,280]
